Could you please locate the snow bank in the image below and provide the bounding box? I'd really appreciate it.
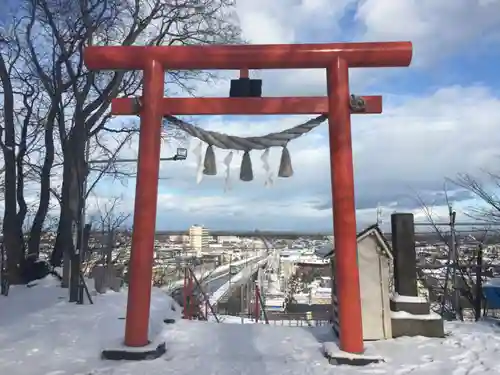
[0,276,180,375]
[391,310,442,320]
[324,320,500,374]
[391,293,428,303]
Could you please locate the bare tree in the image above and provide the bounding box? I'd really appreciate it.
[81,195,132,295]
[18,0,241,272]
[452,172,500,225]
[414,190,488,321]
[1,21,65,261]
[0,165,4,201]
[14,75,47,248]
[89,195,131,266]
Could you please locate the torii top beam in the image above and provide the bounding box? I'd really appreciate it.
[83,42,412,71]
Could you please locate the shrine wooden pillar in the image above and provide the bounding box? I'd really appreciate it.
[124,59,164,346]
[327,57,363,353]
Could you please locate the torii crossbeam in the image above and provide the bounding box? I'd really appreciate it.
[84,41,412,356]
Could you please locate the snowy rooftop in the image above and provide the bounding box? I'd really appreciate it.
[2,276,500,375]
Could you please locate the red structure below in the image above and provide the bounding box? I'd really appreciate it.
[84,41,413,354]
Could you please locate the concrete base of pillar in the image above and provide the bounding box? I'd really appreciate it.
[322,343,384,366]
[101,337,166,361]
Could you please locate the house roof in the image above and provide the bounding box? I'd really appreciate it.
[316,223,393,259]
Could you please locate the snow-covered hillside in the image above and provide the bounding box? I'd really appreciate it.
[2,277,500,375]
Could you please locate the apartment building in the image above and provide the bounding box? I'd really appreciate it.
[189,224,209,256]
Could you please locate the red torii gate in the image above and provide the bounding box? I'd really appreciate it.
[84,41,412,355]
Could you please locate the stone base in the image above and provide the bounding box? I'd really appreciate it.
[326,353,383,366]
[391,313,444,338]
[390,299,430,315]
[101,341,166,361]
[322,343,384,366]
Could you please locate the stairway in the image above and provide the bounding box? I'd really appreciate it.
[390,295,445,338]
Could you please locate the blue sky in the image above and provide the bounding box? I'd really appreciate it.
[89,0,500,232]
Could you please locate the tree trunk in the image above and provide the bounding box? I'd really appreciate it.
[51,132,85,264]
[15,115,29,238]
[28,116,55,257]
[0,55,24,283]
[52,183,72,287]
[52,195,73,267]
[51,128,87,299]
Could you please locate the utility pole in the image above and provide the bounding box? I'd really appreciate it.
[240,283,245,317]
[228,253,232,292]
[475,243,483,321]
[449,208,461,320]
[69,139,90,302]
[74,140,91,303]
[376,203,383,226]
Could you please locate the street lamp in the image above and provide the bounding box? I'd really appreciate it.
[88,147,188,164]
[172,147,187,161]
[73,145,188,302]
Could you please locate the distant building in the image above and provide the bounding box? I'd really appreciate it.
[216,235,241,244]
[189,225,209,256]
[169,235,189,244]
[169,235,183,243]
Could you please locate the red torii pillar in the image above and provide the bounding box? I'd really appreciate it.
[84,41,412,354]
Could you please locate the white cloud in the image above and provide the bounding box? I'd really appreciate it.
[189,0,500,108]
[235,0,356,44]
[4,0,499,234]
[66,1,500,231]
[355,0,500,65]
[231,0,500,97]
[90,84,500,230]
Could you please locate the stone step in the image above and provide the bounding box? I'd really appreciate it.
[390,299,431,315]
[391,312,444,338]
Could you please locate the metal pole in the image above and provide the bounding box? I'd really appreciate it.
[70,138,90,303]
[77,139,90,304]
[89,156,176,164]
[475,243,483,321]
[69,222,79,302]
[228,254,232,292]
[450,210,461,320]
[240,283,245,315]
[246,278,251,316]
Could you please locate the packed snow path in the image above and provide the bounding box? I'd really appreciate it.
[103,321,334,375]
[3,277,500,374]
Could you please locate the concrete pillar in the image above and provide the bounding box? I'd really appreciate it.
[246,280,253,315]
[240,283,245,314]
[391,213,418,296]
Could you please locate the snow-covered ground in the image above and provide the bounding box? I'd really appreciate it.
[3,276,500,375]
[0,276,179,375]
